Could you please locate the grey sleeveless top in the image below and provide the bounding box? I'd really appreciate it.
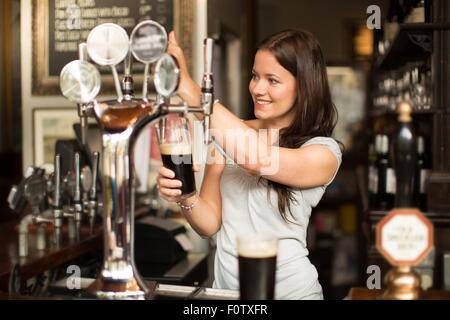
[212,136,342,299]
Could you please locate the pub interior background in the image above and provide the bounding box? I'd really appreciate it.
[0,0,449,300]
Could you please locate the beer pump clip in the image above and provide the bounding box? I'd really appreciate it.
[130,20,168,102]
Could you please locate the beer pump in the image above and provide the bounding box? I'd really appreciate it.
[59,20,215,299]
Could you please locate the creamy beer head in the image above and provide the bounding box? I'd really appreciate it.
[159,143,192,156]
[237,234,278,258]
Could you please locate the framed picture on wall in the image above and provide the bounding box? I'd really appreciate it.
[32,0,195,95]
[33,107,80,166]
[327,66,366,150]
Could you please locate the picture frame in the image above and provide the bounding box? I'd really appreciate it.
[32,0,195,95]
[327,66,366,149]
[33,107,80,166]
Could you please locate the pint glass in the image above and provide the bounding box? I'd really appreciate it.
[237,234,278,300]
[156,116,196,198]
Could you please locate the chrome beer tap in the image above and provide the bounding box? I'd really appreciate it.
[18,168,54,257]
[87,151,100,233]
[76,43,96,145]
[53,154,64,246]
[201,38,215,144]
[60,20,215,299]
[72,152,83,239]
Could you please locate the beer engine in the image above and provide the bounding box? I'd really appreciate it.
[59,20,214,299]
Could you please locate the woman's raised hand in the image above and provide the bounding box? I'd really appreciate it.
[167,31,201,106]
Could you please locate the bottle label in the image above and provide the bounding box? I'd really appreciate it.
[386,168,396,194]
[369,166,378,193]
[420,169,431,193]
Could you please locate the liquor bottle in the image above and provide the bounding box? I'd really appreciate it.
[394,101,417,208]
[368,136,378,209]
[414,136,430,210]
[368,134,381,209]
[376,135,395,210]
[384,0,405,44]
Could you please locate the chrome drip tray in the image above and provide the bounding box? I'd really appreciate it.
[155,284,239,300]
[46,278,239,300]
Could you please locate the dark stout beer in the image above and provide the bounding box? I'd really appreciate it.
[160,143,196,198]
[238,248,277,300]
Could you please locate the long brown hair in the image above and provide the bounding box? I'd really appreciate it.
[257,29,338,223]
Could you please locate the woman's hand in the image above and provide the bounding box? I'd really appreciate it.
[167,31,201,106]
[156,164,200,202]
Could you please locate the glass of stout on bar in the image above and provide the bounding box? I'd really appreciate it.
[156,116,196,198]
[237,234,278,300]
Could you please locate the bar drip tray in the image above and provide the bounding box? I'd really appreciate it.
[47,278,239,300]
[155,284,239,300]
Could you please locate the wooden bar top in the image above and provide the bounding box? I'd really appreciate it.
[0,217,102,292]
[349,287,450,300]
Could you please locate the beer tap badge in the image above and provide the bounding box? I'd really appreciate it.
[59,60,101,104]
[86,23,130,66]
[130,20,168,64]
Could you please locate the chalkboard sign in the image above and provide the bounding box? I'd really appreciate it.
[32,0,195,95]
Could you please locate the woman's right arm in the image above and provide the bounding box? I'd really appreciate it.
[157,153,225,238]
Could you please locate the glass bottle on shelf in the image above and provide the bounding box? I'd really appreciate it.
[394,102,417,208]
[384,0,405,48]
[376,134,395,210]
[414,136,430,211]
[368,135,382,210]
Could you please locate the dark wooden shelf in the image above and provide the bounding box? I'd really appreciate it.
[369,107,437,118]
[376,23,450,70]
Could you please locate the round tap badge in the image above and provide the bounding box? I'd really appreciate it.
[60,60,101,104]
[130,20,168,64]
[86,23,130,66]
[154,53,180,97]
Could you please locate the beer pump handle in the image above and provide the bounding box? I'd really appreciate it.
[90,152,99,201]
[201,38,215,144]
[204,38,214,79]
[78,43,90,145]
[54,154,62,210]
[73,153,83,219]
[79,43,88,61]
[122,50,134,100]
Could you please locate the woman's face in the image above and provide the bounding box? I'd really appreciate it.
[249,50,297,124]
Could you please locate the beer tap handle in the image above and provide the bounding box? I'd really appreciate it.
[53,154,63,245]
[54,154,62,210]
[142,63,150,101]
[78,43,90,145]
[122,50,134,100]
[201,38,215,144]
[73,153,83,220]
[79,43,88,61]
[90,152,99,202]
[203,38,214,79]
[112,66,124,102]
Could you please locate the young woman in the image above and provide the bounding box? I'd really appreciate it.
[157,29,342,299]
